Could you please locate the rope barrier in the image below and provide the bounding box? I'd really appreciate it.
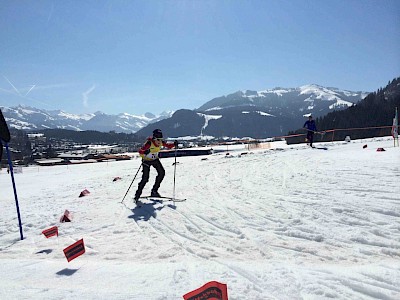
[274,125,395,141]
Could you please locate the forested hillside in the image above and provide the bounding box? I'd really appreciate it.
[288,77,400,144]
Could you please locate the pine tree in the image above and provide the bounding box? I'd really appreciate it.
[287,77,400,144]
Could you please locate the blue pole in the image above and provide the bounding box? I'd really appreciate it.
[5,142,23,240]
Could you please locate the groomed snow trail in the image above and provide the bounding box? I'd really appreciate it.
[0,137,399,299]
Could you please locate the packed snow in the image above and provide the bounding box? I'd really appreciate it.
[329,99,354,109]
[242,111,274,117]
[254,89,293,97]
[197,113,223,135]
[0,137,399,299]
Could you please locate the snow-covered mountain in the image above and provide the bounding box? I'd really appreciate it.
[0,105,173,133]
[198,84,368,113]
[1,85,369,137]
[136,84,370,139]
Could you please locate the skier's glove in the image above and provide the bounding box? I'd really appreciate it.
[174,140,178,148]
[144,149,150,155]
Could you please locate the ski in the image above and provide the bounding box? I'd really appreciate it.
[305,129,326,135]
[140,196,187,202]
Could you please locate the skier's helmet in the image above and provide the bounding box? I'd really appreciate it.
[153,129,163,139]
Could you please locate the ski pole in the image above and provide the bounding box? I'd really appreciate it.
[172,146,177,200]
[121,163,142,203]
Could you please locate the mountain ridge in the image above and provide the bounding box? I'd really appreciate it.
[1,84,369,138]
[136,84,369,139]
[1,105,173,133]
[197,84,368,112]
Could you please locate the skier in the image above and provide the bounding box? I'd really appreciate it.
[134,129,178,202]
[303,115,317,147]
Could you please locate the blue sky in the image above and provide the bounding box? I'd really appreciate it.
[0,0,399,116]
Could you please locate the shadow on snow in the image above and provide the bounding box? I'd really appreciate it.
[128,200,176,222]
[56,268,79,276]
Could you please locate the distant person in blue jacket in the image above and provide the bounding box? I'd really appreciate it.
[303,115,317,147]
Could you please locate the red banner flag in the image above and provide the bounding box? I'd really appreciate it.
[79,189,90,197]
[63,239,85,262]
[60,209,71,223]
[42,226,58,238]
[183,281,228,300]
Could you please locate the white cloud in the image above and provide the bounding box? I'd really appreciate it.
[82,85,96,108]
[32,83,72,90]
[2,75,21,95]
[25,85,36,96]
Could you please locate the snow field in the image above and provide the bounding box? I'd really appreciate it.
[0,137,399,299]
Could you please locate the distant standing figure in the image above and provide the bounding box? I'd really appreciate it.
[303,115,317,147]
[134,129,178,202]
